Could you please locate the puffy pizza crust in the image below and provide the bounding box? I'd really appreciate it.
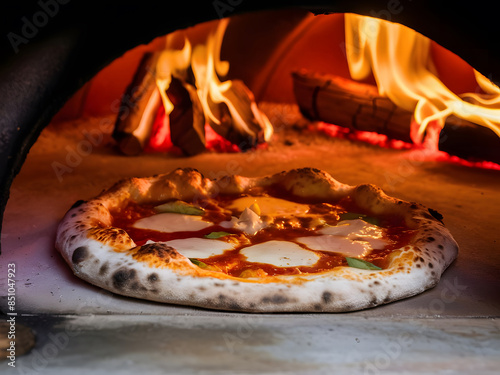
[55,168,458,312]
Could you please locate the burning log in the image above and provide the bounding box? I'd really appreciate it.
[292,70,500,164]
[112,52,160,156]
[207,79,271,150]
[166,76,206,156]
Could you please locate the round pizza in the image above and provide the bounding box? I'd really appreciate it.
[55,168,458,312]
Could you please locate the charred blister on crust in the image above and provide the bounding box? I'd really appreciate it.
[428,208,444,222]
[87,227,133,251]
[133,243,179,259]
[322,291,333,304]
[72,246,89,264]
[70,200,87,209]
[209,294,245,311]
[147,273,160,283]
[132,243,183,268]
[99,263,109,276]
[369,280,381,288]
[112,268,138,291]
[261,294,290,304]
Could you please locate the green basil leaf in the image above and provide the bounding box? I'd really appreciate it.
[204,231,233,239]
[189,258,208,268]
[345,257,382,270]
[154,200,205,216]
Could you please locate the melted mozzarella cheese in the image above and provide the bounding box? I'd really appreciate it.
[228,196,310,217]
[319,219,381,238]
[160,238,234,258]
[133,213,212,233]
[297,219,388,257]
[296,236,370,257]
[240,240,320,267]
[220,208,266,236]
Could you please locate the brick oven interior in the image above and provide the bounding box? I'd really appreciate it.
[1,2,499,373]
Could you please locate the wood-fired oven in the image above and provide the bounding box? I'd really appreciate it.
[1,1,499,373]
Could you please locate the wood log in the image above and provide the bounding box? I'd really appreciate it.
[292,70,500,164]
[207,79,273,151]
[112,52,160,156]
[166,76,206,156]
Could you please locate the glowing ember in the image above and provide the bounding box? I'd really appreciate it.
[313,121,500,170]
[344,14,500,147]
[314,122,413,150]
[144,104,175,154]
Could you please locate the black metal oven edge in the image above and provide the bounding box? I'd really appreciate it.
[1,0,499,253]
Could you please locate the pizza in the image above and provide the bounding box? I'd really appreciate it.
[55,168,458,312]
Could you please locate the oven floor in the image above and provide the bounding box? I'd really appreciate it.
[1,109,500,373]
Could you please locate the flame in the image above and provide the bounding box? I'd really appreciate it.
[150,19,273,153]
[155,35,192,116]
[191,18,273,143]
[191,19,231,128]
[344,14,500,146]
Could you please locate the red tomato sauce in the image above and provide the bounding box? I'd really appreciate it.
[110,192,416,276]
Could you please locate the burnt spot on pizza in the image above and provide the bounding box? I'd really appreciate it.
[70,200,87,209]
[369,280,381,287]
[314,304,323,311]
[227,301,244,311]
[133,243,179,263]
[428,208,444,222]
[147,273,160,283]
[428,262,434,269]
[322,291,333,304]
[367,290,379,305]
[99,263,109,276]
[261,294,289,304]
[427,236,436,242]
[112,268,138,290]
[72,246,89,264]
